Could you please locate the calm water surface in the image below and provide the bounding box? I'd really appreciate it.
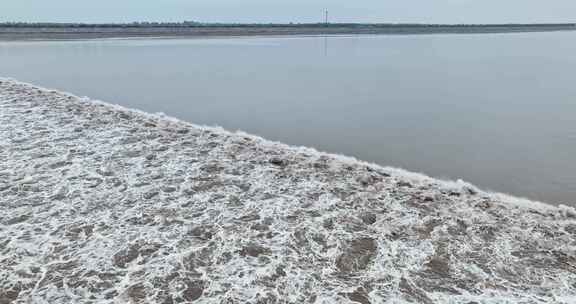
[1,33,575,205]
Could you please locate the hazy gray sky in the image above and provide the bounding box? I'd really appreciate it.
[3,0,576,24]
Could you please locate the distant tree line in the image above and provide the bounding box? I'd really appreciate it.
[1,22,575,28]
[0,21,203,28]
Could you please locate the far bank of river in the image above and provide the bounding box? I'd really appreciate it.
[1,24,576,41]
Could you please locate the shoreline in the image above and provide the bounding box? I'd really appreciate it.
[1,24,576,41]
[1,78,575,303]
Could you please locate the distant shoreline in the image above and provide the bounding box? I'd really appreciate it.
[1,23,576,41]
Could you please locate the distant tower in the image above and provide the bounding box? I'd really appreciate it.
[325,9,329,25]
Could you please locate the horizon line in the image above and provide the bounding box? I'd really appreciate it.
[1,21,576,26]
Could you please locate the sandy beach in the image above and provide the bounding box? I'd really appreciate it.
[1,78,576,303]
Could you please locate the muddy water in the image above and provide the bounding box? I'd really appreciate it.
[1,33,575,204]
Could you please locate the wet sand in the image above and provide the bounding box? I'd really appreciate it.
[1,79,575,303]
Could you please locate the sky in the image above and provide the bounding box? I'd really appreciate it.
[2,0,576,24]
